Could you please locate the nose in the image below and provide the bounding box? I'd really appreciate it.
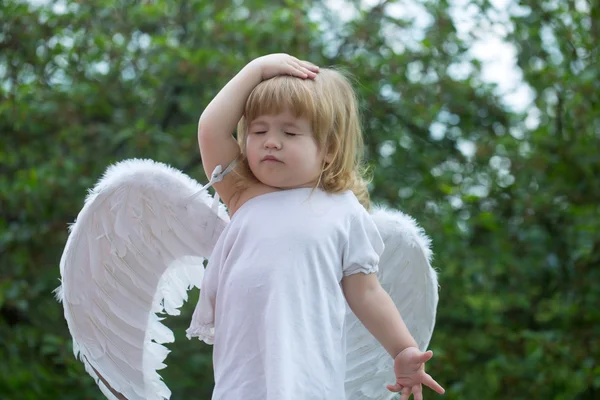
[263,133,281,149]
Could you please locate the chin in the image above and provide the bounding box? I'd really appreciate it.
[251,167,317,189]
[255,175,296,189]
[251,171,282,187]
[259,178,291,188]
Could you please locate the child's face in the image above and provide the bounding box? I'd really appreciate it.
[246,109,328,189]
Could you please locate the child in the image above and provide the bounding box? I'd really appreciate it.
[186,53,445,400]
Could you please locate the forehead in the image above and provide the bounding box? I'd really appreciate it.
[250,110,311,128]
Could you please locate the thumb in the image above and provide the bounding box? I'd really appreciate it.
[419,350,434,363]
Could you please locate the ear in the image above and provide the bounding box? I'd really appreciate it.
[324,151,334,164]
[323,141,335,164]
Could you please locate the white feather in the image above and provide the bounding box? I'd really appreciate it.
[344,206,439,400]
[57,159,229,400]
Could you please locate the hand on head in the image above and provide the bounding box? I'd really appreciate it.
[251,53,319,81]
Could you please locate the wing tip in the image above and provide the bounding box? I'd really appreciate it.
[371,205,434,262]
[53,281,64,303]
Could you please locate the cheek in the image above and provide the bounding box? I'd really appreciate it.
[293,143,321,169]
[245,138,257,158]
[288,143,308,162]
[304,141,322,161]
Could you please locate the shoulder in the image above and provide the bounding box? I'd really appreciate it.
[313,190,374,236]
[336,192,380,235]
[333,190,370,219]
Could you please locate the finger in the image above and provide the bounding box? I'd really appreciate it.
[423,373,446,394]
[291,63,318,78]
[290,57,318,69]
[303,67,318,77]
[386,383,402,392]
[412,385,423,400]
[299,60,319,71]
[294,67,317,79]
[286,65,309,78]
[419,350,434,363]
[285,60,310,74]
[400,386,411,400]
[292,60,319,75]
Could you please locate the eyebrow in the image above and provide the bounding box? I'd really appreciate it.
[282,122,301,128]
[249,120,302,129]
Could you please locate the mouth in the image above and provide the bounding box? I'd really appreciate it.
[262,155,282,163]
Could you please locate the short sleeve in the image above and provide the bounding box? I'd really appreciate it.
[186,261,218,344]
[342,210,384,276]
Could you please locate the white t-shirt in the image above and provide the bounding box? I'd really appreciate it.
[187,187,384,400]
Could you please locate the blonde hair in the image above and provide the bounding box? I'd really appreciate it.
[236,68,371,209]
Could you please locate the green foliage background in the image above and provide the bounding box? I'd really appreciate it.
[1,0,598,399]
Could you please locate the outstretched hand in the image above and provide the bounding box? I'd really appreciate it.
[387,347,445,400]
[250,53,319,81]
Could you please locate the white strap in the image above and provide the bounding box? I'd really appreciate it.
[185,159,237,235]
[187,159,238,204]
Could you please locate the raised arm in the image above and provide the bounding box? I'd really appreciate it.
[197,62,260,209]
[197,54,319,210]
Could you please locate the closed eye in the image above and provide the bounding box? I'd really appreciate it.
[253,131,266,134]
[285,132,298,137]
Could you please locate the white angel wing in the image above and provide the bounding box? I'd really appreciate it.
[345,206,439,400]
[56,159,229,400]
